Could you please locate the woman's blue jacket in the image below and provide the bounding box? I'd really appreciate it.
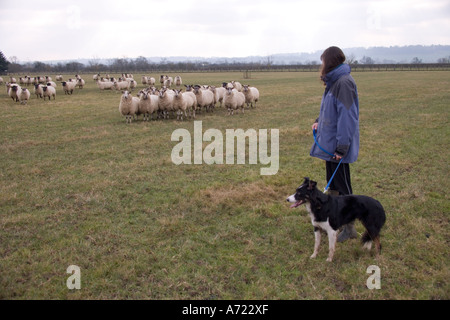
[310,64,359,163]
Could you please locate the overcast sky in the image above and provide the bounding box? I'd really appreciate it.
[1,0,449,62]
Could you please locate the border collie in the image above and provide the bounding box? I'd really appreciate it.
[287,177,386,262]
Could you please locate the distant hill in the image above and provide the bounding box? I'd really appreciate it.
[267,45,450,64]
[23,45,450,66]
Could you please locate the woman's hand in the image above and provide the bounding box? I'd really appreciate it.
[312,122,318,131]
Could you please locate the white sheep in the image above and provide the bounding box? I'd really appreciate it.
[224,87,246,115]
[113,80,130,91]
[119,91,139,123]
[56,75,63,81]
[209,85,226,108]
[183,86,197,106]
[158,88,175,119]
[173,89,197,120]
[164,77,173,88]
[141,76,148,85]
[96,80,114,90]
[138,91,160,121]
[193,85,215,113]
[231,80,243,92]
[174,76,182,89]
[92,74,99,81]
[34,84,44,98]
[148,77,156,86]
[77,78,86,89]
[0,77,3,84]
[19,88,31,105]
[42,85,56,101]
[242,85,260,108]
[62,81,76,94]
[46,81,57,88]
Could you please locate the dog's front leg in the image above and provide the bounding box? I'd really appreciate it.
[326,229,337,262]
[310,227,321,259]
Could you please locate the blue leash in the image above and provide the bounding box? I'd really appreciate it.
[313,128,344,193]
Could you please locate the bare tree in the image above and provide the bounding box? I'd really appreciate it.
[346,53,358,65]
[361,56,375,64]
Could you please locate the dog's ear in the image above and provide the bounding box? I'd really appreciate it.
[308,180,317,190]
[303,177,310,185]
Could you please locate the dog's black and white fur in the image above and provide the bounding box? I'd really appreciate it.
[287,177,386,262]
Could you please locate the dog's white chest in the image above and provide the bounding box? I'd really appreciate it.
[307,203,334,232]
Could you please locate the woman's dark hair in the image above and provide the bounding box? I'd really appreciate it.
[320,46,346,84]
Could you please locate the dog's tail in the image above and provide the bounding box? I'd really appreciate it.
[361,202,386,255]
[362,230,382,255]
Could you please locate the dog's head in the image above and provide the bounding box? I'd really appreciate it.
[286,177,318,208]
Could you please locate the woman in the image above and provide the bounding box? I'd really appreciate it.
[310,46,360,242]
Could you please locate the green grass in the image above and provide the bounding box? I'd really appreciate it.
[0,71,449,299]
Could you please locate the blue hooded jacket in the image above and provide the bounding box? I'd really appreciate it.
[310,64,359,163]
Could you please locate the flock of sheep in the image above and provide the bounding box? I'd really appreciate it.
[2,74,87,105]
[2,74,260,122]
[118,75,260,123]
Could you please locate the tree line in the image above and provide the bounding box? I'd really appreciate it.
[1,51,450,75]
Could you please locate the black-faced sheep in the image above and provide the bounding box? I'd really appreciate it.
[77,78,85,89]
[19,88,31,105]
[34,84,44,98]
[62,81,76,95]
[42,85,56,100]
[8,84,21,102]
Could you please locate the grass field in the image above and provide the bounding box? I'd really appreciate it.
[0,71,449,300]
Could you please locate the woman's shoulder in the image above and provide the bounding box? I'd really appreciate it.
[330,75,358,109]
[331,74,357,95]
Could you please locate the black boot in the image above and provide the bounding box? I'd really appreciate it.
[337,220,358,242]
